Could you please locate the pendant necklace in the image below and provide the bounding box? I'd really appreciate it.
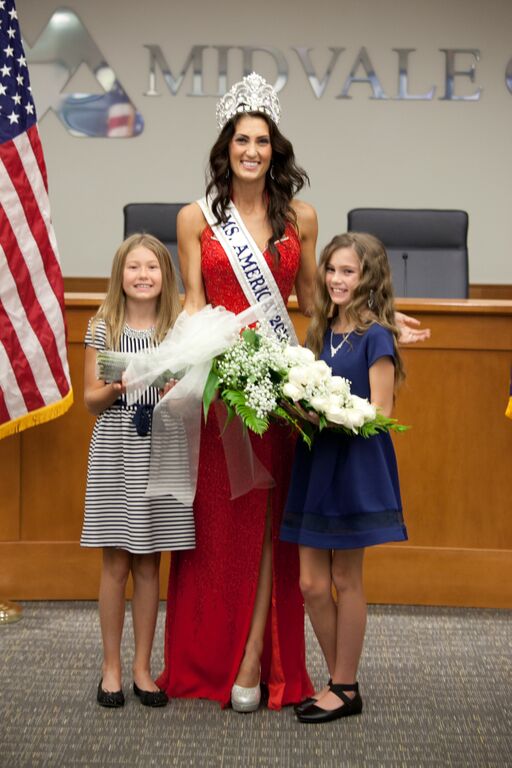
[330,328,351,357]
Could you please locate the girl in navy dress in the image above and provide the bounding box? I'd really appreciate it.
[280,232,407,723]
[82,234,195,708]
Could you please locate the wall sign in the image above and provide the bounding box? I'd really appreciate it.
[24,8,512,138]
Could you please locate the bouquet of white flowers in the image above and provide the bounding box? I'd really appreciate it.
[92,307,406,502]
[203,324,407,447]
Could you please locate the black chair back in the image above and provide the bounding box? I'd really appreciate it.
[123,203,188,290]
[347,208,469,298]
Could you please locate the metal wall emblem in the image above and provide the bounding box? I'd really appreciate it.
[145,44,483,102]
[24,8,143,137]
[24,8,493,138]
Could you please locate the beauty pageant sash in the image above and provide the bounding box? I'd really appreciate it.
[197,197,298,344]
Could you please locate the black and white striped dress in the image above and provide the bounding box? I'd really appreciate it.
[81,319,196,553]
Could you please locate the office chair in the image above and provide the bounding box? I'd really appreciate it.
[347,208,469,298]
[123,202,188,290]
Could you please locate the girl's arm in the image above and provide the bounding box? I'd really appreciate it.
[292,200,318,317]
[177,203,207,314]
[369,356,395,418]
[83,346,124,416]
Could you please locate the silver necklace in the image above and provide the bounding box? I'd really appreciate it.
[330,328,351,357]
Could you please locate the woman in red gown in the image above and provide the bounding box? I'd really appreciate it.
[157,75,318,710]
[156,75,429,711]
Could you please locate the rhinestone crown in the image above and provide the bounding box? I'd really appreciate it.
[216,72,281,131]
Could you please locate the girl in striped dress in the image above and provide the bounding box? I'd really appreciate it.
[81,233,195,708]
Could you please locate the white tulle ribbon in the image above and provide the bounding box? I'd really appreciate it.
[122,304,268,504]
[214,401,275,498]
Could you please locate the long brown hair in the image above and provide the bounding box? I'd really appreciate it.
[91,233,181,350]
[205,112,309,258]
[306,232,405,385]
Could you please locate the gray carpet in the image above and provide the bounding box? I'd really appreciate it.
[0,603,510,767]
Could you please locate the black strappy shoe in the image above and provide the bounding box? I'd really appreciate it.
[296,681,362,723]
[293,678,332,715]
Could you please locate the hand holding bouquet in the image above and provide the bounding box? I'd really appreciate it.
[96,351,180,391]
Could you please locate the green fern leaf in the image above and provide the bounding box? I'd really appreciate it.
[203,367,220,422]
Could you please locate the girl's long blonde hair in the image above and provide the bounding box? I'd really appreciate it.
[306,232,405,385]
[91,233,181,350]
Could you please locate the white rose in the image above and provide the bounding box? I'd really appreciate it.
[282,382,303,401]
[288,365,310,387]
[350,395,377,421]
[328,394,344,409]
[343,408,366,430]
[310,394,330,413]
[296,346,315,363]
[326,406,366,431]
[284,345,315,364]
[328,376,351,397]
[312,360,331,379]
[307,360,331,386]
[324,405,350,426]
[283,347,301,364]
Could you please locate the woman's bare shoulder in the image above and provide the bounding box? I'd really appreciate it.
[291,199,318,236]
[177,201,207,235]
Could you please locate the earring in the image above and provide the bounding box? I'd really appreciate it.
[269,165,275,180]
[368,289,375,309]
[225,167,231,180]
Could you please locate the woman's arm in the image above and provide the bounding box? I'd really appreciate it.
[177,203,207,314]
[83,346,124,416]
[395,311,431,343]
[291,200,318,317]
[369,356,395,418]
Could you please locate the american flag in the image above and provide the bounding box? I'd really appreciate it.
[0,0,72,439]
[507,369,512,420]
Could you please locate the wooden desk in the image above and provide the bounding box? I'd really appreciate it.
[1,296,511,606]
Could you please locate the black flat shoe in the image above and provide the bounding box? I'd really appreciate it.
[297,681,362,723]
[133,681,169,707]
[97,679,125,708]
[293,678,332,715]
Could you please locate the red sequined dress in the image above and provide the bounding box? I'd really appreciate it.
[157,223,313,708]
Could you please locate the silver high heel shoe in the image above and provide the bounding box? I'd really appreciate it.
[230,681,261,713]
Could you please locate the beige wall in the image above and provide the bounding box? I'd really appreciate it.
[18,0,512,283]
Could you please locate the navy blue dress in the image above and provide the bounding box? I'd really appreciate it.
[280,323,407,550]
